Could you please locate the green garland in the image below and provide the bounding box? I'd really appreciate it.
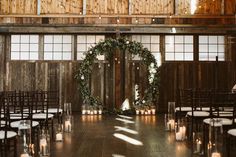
[75,37,160,109]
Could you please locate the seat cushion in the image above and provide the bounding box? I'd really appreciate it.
[10,120,39,128]
[32,113,54,119]
[175,107,192,112]
[203,118,232,126]
[10,113,29,120]
[213,111,233,117]
[46,108,63,114]
[187,111,210,117]
[228,129,236,136]
[0,130,17,139]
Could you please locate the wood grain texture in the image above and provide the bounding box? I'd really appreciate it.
[41,0,83,14]
[0,0,37,14]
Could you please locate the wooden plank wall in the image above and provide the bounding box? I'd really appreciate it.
[0,0,37,14]
[131,0,174,15]
[0,0,235,15]
[86,0,128,14]
[41,0,83,14]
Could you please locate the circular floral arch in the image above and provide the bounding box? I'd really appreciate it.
[75,37,160,109]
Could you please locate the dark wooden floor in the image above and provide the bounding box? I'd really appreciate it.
[50,114,191,157]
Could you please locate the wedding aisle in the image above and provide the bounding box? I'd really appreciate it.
[50,114,191,157]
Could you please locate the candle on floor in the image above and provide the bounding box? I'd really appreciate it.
[176,132,182,141]
[87,110,91,115]
[98,110,102,114]
[140,110,144,115]
[65,120,71,132]
[82,110,86,114]
[94,110,98,114]
[20,153,30,157]
[147,110,151,114]
[136,110,139,115]
[56,132,63,141]
[181,126,186,139]
[151,109,155,114]
[196,139,202,153]
[40,138,47,155]
[167,119,175,130]
[212,152,221,157]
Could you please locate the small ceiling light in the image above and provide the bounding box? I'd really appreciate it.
[99,15,102,20]
[135,18,138,23]
[152,18,155,22]
[117,17,120,23]
[79,12,82,15]
[171,27,177,33]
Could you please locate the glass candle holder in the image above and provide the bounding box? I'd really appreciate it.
[207,119,223,157]
[39,129,50,156]
[81,105,86,115]
[98,105,103,115]
[55,124,63,142]
[175,119,186,141]
[193,132,203,155]
[64,115,73,133]
[64,103,72,115]
[168,102,175,120]
[18,120,32,157]
[165,114,175,131]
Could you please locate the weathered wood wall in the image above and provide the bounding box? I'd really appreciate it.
[0,0,235,15]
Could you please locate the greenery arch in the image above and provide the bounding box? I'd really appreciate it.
[75,37,160,110]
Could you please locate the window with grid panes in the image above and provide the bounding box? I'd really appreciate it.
[165,35,193,61]
[11,35,39,60]
[131,35,161,66]
[44,35,72,60]
[199,36,225,61]
[77,35,105,60]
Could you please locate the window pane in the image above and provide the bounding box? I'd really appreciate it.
[21,35,29,43]
[96,36,105,42]
[185,36,193,43]
[151,36,159,43]
[209,53,218,61]
[209,45,217,52]
[30,44,38,51]
[20,52,29,60]
[218,45,224,52]
[132,35,141,42]
[30,35,39,43]
[63,44,72,51]
[199,36,208,44]
[143,43,150,50]
[54,44,62,51]
[11,35,20,43]
[53,52,62,60]
[165,53,174,60]
[77,44,86,51]
[11,44,20,51]
[199,53,208,61]
[44,53,53,60]
[44,44,53,51]
[20,44,29,51]
[175,36,183,43]
[175,53,184,60]
[151,44,159,51]
[184,53,193,61]
[87,35,96,43]
[77,53,85,60]
[209,36,217,44]
[11,52,19,60]
[63,35,71,43]
[165,36,174,44]
[54,35,62,43]
[63,53,71,60]
[175,44,183,52]
[44,35,53,43]
[30,53,38,60]
[77,35,86,43]
[165,44,174,52]
[218,36,224,44]
[185,45,193,52]
[199,45,208,52]
[141,35,150,43]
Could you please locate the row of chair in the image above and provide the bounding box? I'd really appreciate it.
[0,90,61,157]
[176,89,236,157]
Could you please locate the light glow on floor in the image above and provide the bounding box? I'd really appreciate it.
[113,133,143,146]
[112,154,126,157]
[117,114,133,119]
[114,126,138,135]
[115,118,135,124]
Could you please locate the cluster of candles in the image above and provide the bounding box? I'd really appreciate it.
[135,109,156,115]
[82,109,102,115]
[166,119,175,131]
[175,126,186,141]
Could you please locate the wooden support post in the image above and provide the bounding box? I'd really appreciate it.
[83,0,86,15]
[128,0,132,15]
[221,0,225,15]
[37,0,41,15]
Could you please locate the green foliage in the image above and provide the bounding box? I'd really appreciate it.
[74,37,160,109]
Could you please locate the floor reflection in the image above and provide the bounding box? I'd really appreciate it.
[136,115,157,125]
[81,115,102,122]
[113,133,143,146]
